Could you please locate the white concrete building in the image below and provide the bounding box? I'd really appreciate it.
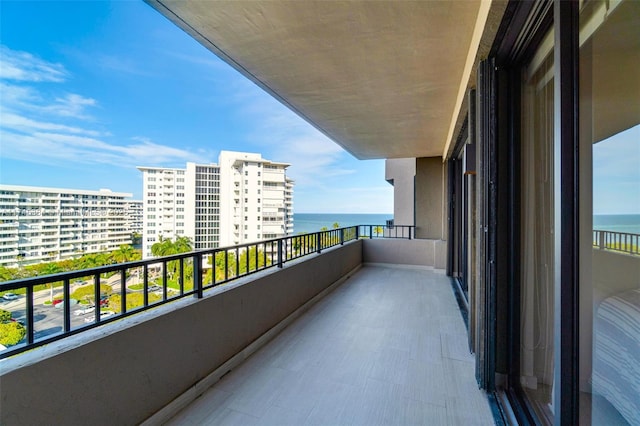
[138,151,293,258]
[125,200,143,234]
[0,185,132,267]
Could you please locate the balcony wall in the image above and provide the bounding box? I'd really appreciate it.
[362,238,447,269]
[0,241,362,425]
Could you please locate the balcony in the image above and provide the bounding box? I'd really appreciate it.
[0,227,481,425]
[164,265,490,426]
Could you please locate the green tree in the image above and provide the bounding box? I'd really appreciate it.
[111,245,141,264]
[0,321,26,346]
[0,309,11,322]
[38,263,63,302]
[238,247,269,274]
[0,266,17,282]
[108,293,161,313]
[131,232,142,245]
[332,222,340,229]
[151,236,193,282]
[71,284,112,303]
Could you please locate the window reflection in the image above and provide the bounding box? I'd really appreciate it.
[580,0,640,424]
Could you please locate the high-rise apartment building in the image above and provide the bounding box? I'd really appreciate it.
[125,200,143,234]
[138,151,294,258]
[0,185,133,267]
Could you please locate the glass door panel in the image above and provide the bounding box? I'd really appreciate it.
[579,0,640,424]
[520,28,556,423]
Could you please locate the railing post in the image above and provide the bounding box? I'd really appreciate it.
[193,254,203,299]
[63,277,71,333]
[409,226,413,240]
[120,269,126,314]
[317,232,321,253]
[277,239,283,268]
[143,264,149,307]
[26,284,34,345]
[369,225,373,239]
[598,230,605,250]
[340,228,344,245]
[355,226,360,240]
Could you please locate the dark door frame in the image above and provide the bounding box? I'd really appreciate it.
[479,0,580,424]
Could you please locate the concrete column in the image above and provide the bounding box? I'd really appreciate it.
[384,158,416,226]
[415,157,446,240]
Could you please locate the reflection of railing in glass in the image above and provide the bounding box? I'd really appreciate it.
[593,230,640,256]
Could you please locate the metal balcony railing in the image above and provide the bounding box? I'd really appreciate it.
[593,229,640,256]
[0,225,414,359]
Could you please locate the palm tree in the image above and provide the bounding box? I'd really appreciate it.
[112,245,140,264]
[151,236,193,281]
[332,222,340,229]
[41,263,62,302]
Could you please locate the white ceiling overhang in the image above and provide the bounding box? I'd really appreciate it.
[147,0,493,160]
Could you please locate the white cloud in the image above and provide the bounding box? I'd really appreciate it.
[0,112,104,137]
[0,45,68,82]
[41,93,98,120]
[0,82,98,121]
[0,44,211,170]
[0,130,207,168]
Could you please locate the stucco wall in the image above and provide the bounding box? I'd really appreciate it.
[385,158,416,226]
[0,241,362,426]
[415,157,446,240]
[363,238,446,269]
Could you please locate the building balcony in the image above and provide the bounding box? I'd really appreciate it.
[0,228,473,425]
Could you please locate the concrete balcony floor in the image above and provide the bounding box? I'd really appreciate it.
[164,265,495,425]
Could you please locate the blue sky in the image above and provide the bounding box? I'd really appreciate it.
[593,124,640,215]
[0,1,393,214]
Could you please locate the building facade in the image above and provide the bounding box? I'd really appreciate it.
[0,185,132,267]
[125,200,143,235]
[139,151,293,258]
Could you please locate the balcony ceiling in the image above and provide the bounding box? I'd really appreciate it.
[147,1,489,159]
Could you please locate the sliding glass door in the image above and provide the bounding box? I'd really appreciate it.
[578,1,640,424]
[519,28,556,424]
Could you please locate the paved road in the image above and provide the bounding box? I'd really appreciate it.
[1,274,129,342]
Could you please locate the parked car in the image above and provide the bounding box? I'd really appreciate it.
[74,306,95,316]
[148,285,162,292]
[2,293,18,301]
[52,299,64,306]
[84,311,115,323]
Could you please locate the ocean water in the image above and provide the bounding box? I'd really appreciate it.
[593,214,640,235]
[293,213,392,234]
[292,214,640,235]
